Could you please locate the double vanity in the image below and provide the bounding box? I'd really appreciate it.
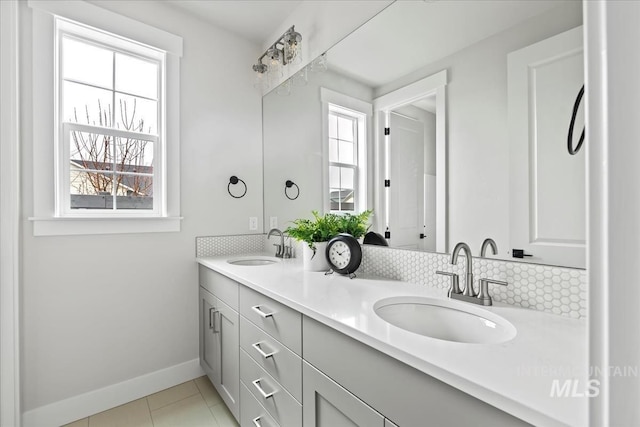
[196,2,588,425]
[197,254,587,427]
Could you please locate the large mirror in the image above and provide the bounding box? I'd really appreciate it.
[263,0,585,268]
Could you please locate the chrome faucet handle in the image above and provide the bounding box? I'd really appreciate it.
[436,271,461,296]
[477,278,508,306]
[283,238,293,259]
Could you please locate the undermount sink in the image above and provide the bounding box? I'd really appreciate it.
[374,296,516,344]
[227,256,281,266]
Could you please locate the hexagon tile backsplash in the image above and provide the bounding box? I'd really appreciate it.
[360,246,587,319]
[196,234,265,257]
[196,235,587,319]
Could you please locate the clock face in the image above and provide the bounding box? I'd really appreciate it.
[326,234,362,275]
[328,241,351,270]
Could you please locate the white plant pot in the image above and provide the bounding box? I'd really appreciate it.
[302,242,329,272]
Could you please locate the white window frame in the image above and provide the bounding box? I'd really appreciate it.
[57,20,165,217]
[28,0,183,235]
[321,88,372,215]
[327,106,363,213]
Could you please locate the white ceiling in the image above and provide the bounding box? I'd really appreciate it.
[163,0,302,44]
[327,0,573,89]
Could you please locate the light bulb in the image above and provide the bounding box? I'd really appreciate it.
[266,47,282,81]
[252,63,268,90]
[284,30,302,64]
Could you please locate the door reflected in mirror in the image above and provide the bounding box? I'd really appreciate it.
[387,110,434,251]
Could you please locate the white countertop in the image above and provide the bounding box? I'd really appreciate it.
[197,254,588,427]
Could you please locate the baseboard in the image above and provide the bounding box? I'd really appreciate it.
[22,358,205,427]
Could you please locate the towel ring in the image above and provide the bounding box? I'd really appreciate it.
[228,176,247,199]
[285,180,300,200]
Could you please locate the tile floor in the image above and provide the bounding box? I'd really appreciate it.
[62,376,239,427]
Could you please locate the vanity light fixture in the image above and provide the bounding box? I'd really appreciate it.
[252,26,302,90]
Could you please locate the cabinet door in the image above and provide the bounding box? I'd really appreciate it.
[216,298,240,421]
[199,287,218,379]
[303,361,384,427]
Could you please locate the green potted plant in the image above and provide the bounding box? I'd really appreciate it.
[286,210,372,271]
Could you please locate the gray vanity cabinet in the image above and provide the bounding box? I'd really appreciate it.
[303,316,530,427]
[303,361,385,427]
[198,266,240,422]
[198,264,530,427]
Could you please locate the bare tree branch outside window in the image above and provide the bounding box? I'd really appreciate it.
[69,99,154,199]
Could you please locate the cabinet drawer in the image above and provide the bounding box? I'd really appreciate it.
[240,383,280,427]
[240,317,302,401]
[240,350,302,427]
[199,265,239,310]
[239,286,301,355]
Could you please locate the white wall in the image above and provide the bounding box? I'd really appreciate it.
[375,2,582,256]
[263,69,373,229]
[19,0,263,419]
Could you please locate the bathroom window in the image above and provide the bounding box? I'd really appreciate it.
[321,88,371,215]
[57,19,163,215]
[328,105,364,212]
[29,1,183,235]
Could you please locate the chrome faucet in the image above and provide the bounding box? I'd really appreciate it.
[478,238,507,305]
[436,240,508,306]
[451,242,475,297]
[267,228,292,258]
[267,228,285,258]
[480,238,498,257]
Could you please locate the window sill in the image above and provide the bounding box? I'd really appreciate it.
[29,216,182,236]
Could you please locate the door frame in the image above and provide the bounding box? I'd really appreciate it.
[586,1,640,425]
[373,69,448,252]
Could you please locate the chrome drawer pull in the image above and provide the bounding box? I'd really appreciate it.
[252,342,275,359]
[252,416,263,427]
[252,379,275,399]
[208,307,215,329]
[213,310,220,334]
[251,305,274,318]
[209,307,219,332]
